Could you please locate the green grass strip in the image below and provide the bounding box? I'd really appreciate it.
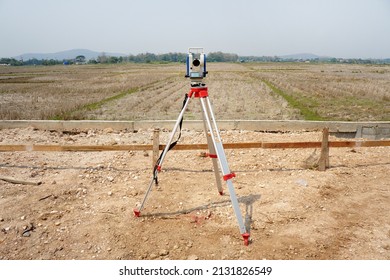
[84,87,139,111]
[52,77,174,120]
[262,79,324,121]
[52,87,139,120]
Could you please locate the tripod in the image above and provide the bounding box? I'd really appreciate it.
[133,83,250,246]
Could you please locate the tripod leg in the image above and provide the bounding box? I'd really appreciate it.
[199,99,223,195]
[199,96,250,245]
[158,95,191,168]
[133,95,192,217]
[133,171,156,217]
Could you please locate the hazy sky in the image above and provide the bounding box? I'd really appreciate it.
[1,0,389,58]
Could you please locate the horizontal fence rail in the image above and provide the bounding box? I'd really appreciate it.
[1,140,389,152]
[1,127,389,172]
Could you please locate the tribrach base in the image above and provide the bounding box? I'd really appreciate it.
[133,85,250,245]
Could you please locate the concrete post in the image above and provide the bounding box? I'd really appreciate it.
[318,127,330,171]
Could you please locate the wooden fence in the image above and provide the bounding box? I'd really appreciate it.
[1,128,389,171]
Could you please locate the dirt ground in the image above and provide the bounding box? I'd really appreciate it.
[0,127,389,260]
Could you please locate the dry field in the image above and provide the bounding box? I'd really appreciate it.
[1,62,389,260]
[0,64,176,120]
[1,62,389,121]
[248,63,390,121]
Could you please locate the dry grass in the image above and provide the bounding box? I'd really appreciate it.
[85,66,300,121]
[0,64,176,119]
[1,62,389,121]
[248,63,390,121]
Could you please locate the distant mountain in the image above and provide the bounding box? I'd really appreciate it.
[14,49,126,61]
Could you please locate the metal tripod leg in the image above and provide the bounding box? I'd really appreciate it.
[134,88,250,245]
[199,99,223,195]
[199,96,250,245]
[133,95,192,217]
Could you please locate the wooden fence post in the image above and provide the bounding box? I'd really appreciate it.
[318,127,330,171]
[152,128,160,168]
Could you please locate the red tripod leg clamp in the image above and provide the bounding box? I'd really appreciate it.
[206,153,217,158]
[223,172,236,181]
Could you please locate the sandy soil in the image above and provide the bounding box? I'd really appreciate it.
[0,127,389,260]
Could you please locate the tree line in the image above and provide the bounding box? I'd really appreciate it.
[0,51,240,66]
[1,52,389,66]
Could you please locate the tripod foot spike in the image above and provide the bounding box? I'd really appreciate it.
[242,233,250,246]
[133,209,141,217]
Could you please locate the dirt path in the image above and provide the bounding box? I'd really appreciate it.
[1,127,389,260]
